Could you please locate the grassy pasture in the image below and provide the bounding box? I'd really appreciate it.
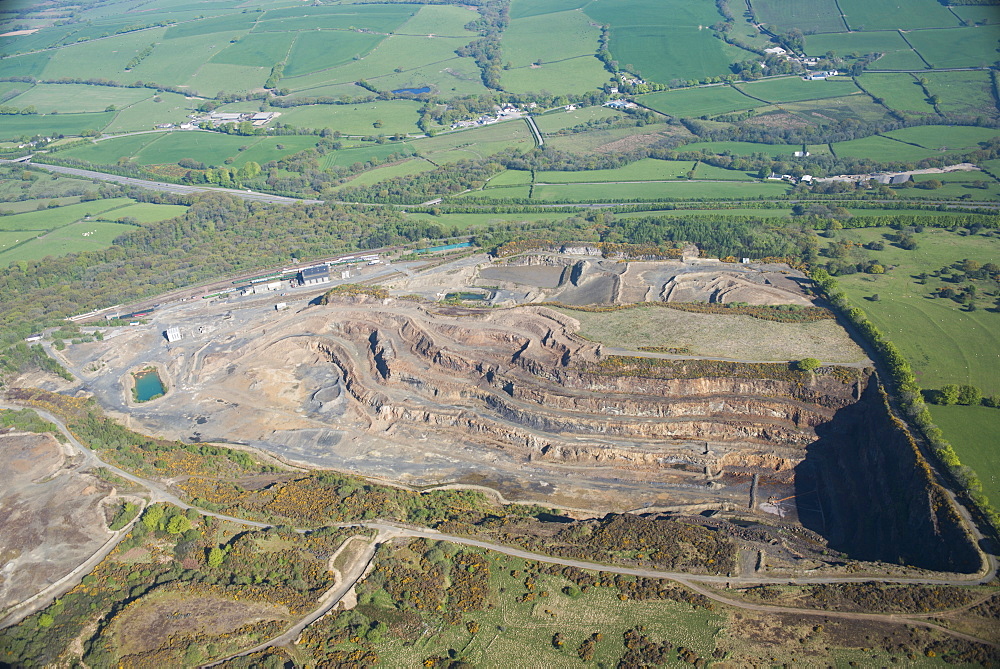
[0,198,134,232]
[834,226,999,394]
[41,29,168,81]
[103,203,188,223]
[457,185,532,199]
[563,305,866,362]
[0,219,138,263]
[532,107,625,136]
[905,26,1000,69]
[255,4,415,33]
[0,51,50,79]
[545,126,680,154]
[535,158,695,183]
[805,32,924,71]
[488,169,533,186]
[0,196,80,215]
[685,141,800,157]
[210,32,295,67]
[950,5,1000,26]
[4,84,152,114]
[749,0,846,33]
[0,29,70,57]
[780,94,890,123]
[584,0,753,83]
[921,71,999,118]
[58,133,166,164]
[831,135,944,162]
[187,63,271,96]
[126,32,250,90]
[856,74,935,115]
[333,157,436,188]
[529,180,791,201]
[407,121,534,162]
[282,31,385,77]
[882,126,1000,152]
[276,99,423,134]
[227,135,321,167]
[102,92,199,134]
[838,0,959,30]
[163,14,258,39]
[510,0,591,20]
[502,58,610,96]
[931,405,1000,506]
[639,86,760,118]
[736,76,861,104]
[319,143,415,170]
[396,4,478,36]
[692,162,756,180]
[501,10,599,68]
[0,112,113,140]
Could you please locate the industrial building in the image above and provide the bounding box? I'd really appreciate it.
[300,266,331,286]
[165,327,182,343]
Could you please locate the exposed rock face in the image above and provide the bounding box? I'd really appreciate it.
[798,379,982,573]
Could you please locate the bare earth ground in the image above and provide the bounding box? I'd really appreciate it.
[563,306,866,362]
[0,432,112,613]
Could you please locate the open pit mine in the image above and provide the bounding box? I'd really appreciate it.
[57,251,982,575]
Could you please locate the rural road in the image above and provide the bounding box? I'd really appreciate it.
[2,401,997,650]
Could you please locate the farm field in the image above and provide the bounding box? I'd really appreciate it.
[528,180,791,201]
[57,132,283,168]
[502,57,610,96]
[584,0,753,84]
[921,71,999,119]
[318,144,415,170]
[780,94,891,123]
[500,10,607,94]
[856,74,935,116]
[274,100,425,135]
[905,26,1000,69]
[487,169,533,187]
[805,32,925,71]
[406,121,534,163]
[102,92,200,134]
[333,158,436,190]
[638,86,760,118]
[210,32,296,68]
[0,198,134,232]
[535,158,696,183]
[749,0,847,33]
[4,85,152,114]
[834,226,999,394]
[0,112,114,141]
[837,0,959,30]
[40,29,169,81]
[0,219,138,264]
[830,135,944,162]
[282,31,387,78]
[103,203,188,224]
[735,77,860,104]
[544,126,681,154]
[684,141,800,157]
[882,126,1000,152]
[931,405,1000,507]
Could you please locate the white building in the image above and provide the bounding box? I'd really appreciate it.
[165,327,182,343]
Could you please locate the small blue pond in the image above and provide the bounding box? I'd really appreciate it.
[415,242,472,254]
[391,86,431,95]
[134,369,165,402]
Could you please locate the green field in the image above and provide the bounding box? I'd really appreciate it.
[407,121,535,163]
[882,126,1000,152]
[684,141,800,157]
[584,0,753,84]
[0,219,138,264]
[831,135,947,162]
[856,74,935,116]
[639,86,760,118]
[41,29,170,81]
[319,143,416,170]
[127,31,249,91]
[254,4,416,33]
[488,169,534,187]
[0,112,114,140]
[535,158,696,183]
[931,405,1000,507]
[4,84,152,114]
[0,51,51,79]
[921,71,999,118]
[60,132,270,168]
[0,198,134,232]
[334,157,436,189]
[510,0,591,20]
[838,0,959,30]
[736,76,861,104]
[533,106,625,134]
[834,227,999,394]
[545,125,678,154]
[750,0,846,33]
[282,31,386,78]
[102,92,200,134]
[276,100,424,135]
[692,162,756,180]
[780,94,892,123]
[905,26,1000,69]
[102,203,188,224]
[528,180,790,201]
[805,32,925,71]
[500,10,607,94]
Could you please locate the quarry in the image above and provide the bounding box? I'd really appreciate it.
[48,249,983,576]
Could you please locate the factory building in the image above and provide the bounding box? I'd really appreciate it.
[300,265,331,286]
[165,327,182,343]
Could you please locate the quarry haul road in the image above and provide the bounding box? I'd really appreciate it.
[1,402,997,649]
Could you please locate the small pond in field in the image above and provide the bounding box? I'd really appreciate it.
[133,368,165,402]
[391,86,430,94]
